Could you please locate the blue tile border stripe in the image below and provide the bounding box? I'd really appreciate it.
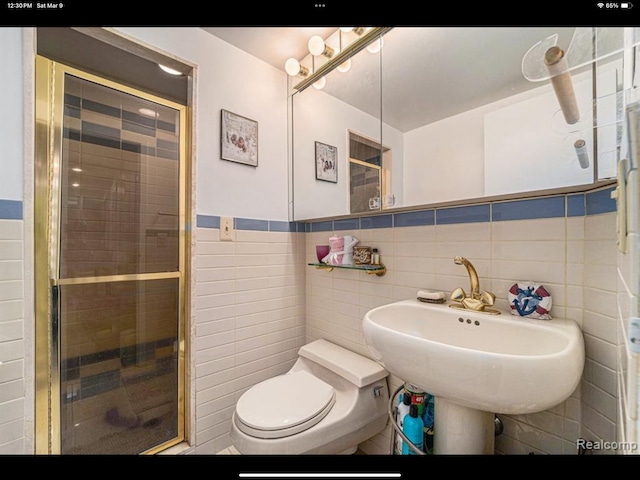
[567,194,586,217]
[586,187,616,215]
[0,190,614,230]
[269,220,297,232]
[360,214,393,229]
[310,220,333,232]
[394,209,435,227]
[436,204,490,225]
[196,214,302,232]
[492,196,565,222]
[235,218,269,231]
[334,218,360,231]
[196,214,219,229]
[0,189,606,229]
[0,200,23,220]
[192,187,620,233]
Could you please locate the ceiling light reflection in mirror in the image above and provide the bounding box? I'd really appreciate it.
[285,27,391,93]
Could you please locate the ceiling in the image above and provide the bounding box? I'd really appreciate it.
[202,27,577,132]
[202,27,338,72]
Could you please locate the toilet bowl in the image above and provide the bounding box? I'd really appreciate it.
[230,339,389,454]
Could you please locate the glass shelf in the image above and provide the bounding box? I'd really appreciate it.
[522,27,640,82]
[308,262,386,277]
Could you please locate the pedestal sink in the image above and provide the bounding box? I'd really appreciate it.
[362,299,584,454]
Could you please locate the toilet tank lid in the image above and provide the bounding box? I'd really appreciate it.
[298,339,388,388]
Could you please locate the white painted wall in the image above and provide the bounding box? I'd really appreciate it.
[0,28,23,201]
[115,27,290,222]
[403,108,485,205]
[402,70,598,206]
[484,73,595,195]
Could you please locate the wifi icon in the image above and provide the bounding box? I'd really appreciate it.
[597,1,604,6]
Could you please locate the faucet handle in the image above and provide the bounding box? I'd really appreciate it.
[480,291,496,307]
[450,287,466,302]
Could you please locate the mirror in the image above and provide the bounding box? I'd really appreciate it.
[291,27,625,221]
[292,37,382,220]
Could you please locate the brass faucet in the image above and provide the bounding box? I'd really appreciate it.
[449,256,500,315]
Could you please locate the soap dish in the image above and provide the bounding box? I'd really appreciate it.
[417,290,447,304]
[417,297,446,304]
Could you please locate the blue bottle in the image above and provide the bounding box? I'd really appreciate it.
[395,393,412,454]
[402,404,424,455]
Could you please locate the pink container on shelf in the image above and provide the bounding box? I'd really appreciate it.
[327,235,344,265]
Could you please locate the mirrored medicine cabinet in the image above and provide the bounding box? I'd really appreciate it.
[291,26,636,221]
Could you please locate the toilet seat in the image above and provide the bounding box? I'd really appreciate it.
[234,370,336,439]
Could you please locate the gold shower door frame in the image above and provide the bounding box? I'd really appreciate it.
[34,56,189,454]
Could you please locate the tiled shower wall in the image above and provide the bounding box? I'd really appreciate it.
[305,187,618,455]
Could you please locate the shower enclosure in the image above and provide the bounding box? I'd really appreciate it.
[34,56,189,454]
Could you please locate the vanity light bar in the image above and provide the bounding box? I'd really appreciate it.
[293,27,393,93]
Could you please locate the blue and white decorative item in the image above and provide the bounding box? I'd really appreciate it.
[508,281,552,320]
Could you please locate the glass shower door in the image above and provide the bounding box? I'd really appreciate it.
[36,57,187,454]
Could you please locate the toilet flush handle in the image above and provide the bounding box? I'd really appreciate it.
[373,385,383,397]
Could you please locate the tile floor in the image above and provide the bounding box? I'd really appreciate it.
[218,445,240,454]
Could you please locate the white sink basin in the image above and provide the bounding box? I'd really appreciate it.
[362,299,585,454]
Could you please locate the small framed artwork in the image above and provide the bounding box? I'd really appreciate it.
[221,109,258,167]
[315,141,337,183]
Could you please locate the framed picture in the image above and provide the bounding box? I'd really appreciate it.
[221,109,258,167]
[315,141,337,183]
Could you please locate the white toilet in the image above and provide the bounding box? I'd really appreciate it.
[230,339,389,454]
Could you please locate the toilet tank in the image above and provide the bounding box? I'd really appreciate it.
[298,339,387,388]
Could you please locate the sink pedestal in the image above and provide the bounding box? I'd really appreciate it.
[433,397,494,455]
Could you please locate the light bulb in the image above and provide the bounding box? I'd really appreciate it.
[337,59,352,73]
[313,77,326,90]
[285,58,308,77]
[308,35,334,58]
[367,37,383,54]
[285,58,300,76]
[340,27,366,35]
[308,35,326,56]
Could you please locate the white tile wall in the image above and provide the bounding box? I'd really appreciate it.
[306,211,618,455]
[616,165,640,453]
[581,213,619,453]
[0,209,623,455]
[0,219,25,454]
[193,226,306,454]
